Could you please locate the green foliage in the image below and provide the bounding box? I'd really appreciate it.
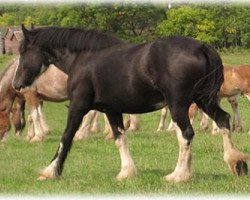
[0,3,250,48]
[156,6,217,44]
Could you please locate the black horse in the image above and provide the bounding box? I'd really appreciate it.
[13,25,248,182]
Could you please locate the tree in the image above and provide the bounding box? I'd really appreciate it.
[156,6,217,44]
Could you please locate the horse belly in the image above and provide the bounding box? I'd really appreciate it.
[93,90,166,114]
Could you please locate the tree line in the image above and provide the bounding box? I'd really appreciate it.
[0,3,250,49]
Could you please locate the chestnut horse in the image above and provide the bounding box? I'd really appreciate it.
[0,59,26,141]
[13,25,248,182]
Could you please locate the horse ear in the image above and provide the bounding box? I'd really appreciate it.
[21,24,31,39]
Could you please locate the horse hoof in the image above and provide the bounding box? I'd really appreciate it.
[156,126,165,131]
[105,133,114,140]
[234,160,248,176]
[29,136,43,143]
[37,175,48,181]
[116,165,137,181]
[164,172,191,182]
[74,134,87,141]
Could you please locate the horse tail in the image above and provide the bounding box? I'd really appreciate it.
[193,44,224,107]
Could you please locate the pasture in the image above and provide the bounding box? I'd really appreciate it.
[0,52,249,195]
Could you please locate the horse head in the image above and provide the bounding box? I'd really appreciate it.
[13,25,47,91]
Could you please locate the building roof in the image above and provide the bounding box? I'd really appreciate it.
[4,27,22,39]
[13,31,23,42]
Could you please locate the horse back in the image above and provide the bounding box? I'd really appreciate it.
[221,65,250,96]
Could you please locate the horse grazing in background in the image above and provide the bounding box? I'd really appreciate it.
[13,25,248,182]
[219,64,250,134]
[0,59,26,141]
[0,59,139,142]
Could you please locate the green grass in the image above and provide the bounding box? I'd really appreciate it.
[0,51,249,195]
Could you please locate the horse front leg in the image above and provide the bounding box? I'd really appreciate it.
[106,112,137,180]
[22,90,47,142]
[157,107,168,131]
[127,115,139,132]
[38,98,90,180]
[74,110,97,140]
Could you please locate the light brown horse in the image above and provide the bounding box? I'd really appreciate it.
[0,58,139,142]
[0,59,26,141]
[158,64,250,134]
[212,64,250,134]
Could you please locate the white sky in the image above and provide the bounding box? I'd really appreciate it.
[0,0,250,4]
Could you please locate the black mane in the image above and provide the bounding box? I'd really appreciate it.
[20,27,123,53]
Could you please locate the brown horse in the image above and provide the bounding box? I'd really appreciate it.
[0,58,139,142]
[0,59,26,141]
[212,64,250,134]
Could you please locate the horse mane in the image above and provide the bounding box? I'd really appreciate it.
[0,58,17,83]
[20,27,123,53]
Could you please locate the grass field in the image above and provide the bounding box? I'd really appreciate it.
[0,52,249,195]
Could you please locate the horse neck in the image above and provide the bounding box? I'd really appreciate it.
[48,48,78,74]
[0,60,17,111]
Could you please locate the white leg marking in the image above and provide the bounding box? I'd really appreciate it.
[200,112,209,131]
[38,143,63,180]
[29,108,44,142]
[104,114,114,140]
[127,115,140,131]
[74,110,96,140]
[26,115,35,142]
[212,121,220,135]
[164,123,192,182]
[157,107,168,131]
[115,129,137,180]
[38,105,50,135]
[90,112,100,133]
[167,119,177,132]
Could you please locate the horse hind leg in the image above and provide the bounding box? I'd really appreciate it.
[195,98,248,176]
[164,103,194,182]
[245,94,250,134]
[106,112,137,180]
[228,97,242,133]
